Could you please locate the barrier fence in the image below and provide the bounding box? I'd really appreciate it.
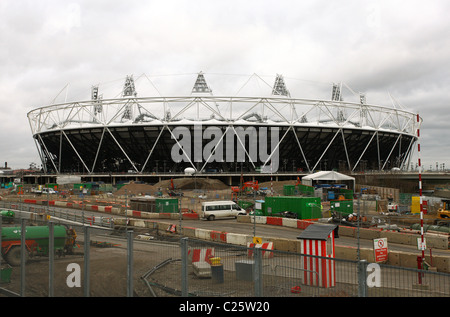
[179,238,450,297]
[0,211,449,297]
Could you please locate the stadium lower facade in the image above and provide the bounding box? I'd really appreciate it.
[27,73,421,175]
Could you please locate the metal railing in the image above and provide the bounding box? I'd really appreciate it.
[1,201,114,229]
[179,238,450,297]
[1,214,449,297]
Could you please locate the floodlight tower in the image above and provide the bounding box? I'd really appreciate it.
[331,83,343,101]
[122,75,137,121]
[332,83,345,123]
[272,74,290,97]
[191,71,218,118]
[92,85,103,116]
[192,71,212,94]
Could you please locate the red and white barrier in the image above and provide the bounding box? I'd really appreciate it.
[188,248,215,264]
[247,242,274,258]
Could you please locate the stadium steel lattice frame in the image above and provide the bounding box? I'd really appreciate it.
[27,73,421,175]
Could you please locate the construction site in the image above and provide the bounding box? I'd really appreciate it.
[0,72,448,297]
[1,172,450,297]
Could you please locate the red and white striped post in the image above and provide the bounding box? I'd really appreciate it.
[416,113,425,278]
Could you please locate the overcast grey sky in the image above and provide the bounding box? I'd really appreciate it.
[1,0,449,171]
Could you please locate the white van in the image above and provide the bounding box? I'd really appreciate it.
[201,201,246,221]
[41,188,57,194]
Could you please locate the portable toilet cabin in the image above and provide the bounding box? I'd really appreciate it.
[252,200,265,216]
[297,224,338,288]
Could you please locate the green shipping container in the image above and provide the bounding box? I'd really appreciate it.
[283,185,296,196]
[264,196,321,220]
[330,199,353,215]
[155,198,179,213]
[46,183,58,190]
[74,183,92,190]
[297,184,314,197]
[237,200,254,210]
[339,189,354,200]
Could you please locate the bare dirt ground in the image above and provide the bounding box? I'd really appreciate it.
[0,178,267,297]
[1,242,150,296]
[0,238,266,297]
[0,226,323,298]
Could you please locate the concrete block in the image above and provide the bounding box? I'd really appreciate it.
[111,207,122,215]
[338,225,356,238]
[425,255,450,273]
[226,233,247,246]
[387,251,400,266]
[129,219,146,227]
[251,216,267,224]
[397,251,419,269]
[380,231,410,246]
[358,228,381,240]
[235,260,254,281]
[54,200,67,207]
[156,221,171,231]
[113,217,127,226]
[335,246,358,261]
[268,237,300,253]
[282,218,298,228]
[360,248,376,263]
[193,262,211,278]
[182,226,197,238]
[237,215,251,223]
[148,211,159,218]
[424,233,448,250]
[144,221,157,229]
[196,228,211,240]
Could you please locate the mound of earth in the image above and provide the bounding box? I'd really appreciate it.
[114,178,229,197]
[154,177,229,190]
[114,182,157,196]
[259,179,298,192]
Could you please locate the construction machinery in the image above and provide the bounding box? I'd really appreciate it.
[437,199,450,219]
[1,225,77,266]
[231,181,259,200]
[0,209,14,224]
[433,199,450,227]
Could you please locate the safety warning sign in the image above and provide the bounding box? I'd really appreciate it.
[373,238,388,262]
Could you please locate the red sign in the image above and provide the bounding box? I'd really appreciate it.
[374,238,388,262]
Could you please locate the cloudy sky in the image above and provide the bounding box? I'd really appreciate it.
[1,0,449,171]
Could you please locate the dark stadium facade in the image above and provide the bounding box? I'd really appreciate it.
[27,73,421,176]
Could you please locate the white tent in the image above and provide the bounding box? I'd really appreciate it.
[302,171,355,189]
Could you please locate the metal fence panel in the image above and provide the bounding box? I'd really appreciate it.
[180,238,450,298]
[1,202,449,297]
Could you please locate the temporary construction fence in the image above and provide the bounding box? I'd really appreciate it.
[0,214,449,297]
[178,238,450,297]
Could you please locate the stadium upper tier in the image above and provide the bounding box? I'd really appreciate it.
[27,73,421,174]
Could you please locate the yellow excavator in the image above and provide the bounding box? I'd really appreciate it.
[437,199,450,218]
[434,199,450,226]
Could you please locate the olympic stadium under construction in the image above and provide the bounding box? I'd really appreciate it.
[27,72,421,180]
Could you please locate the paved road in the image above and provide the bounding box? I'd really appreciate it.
[14,202,450,258]
[173,217,450,257]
